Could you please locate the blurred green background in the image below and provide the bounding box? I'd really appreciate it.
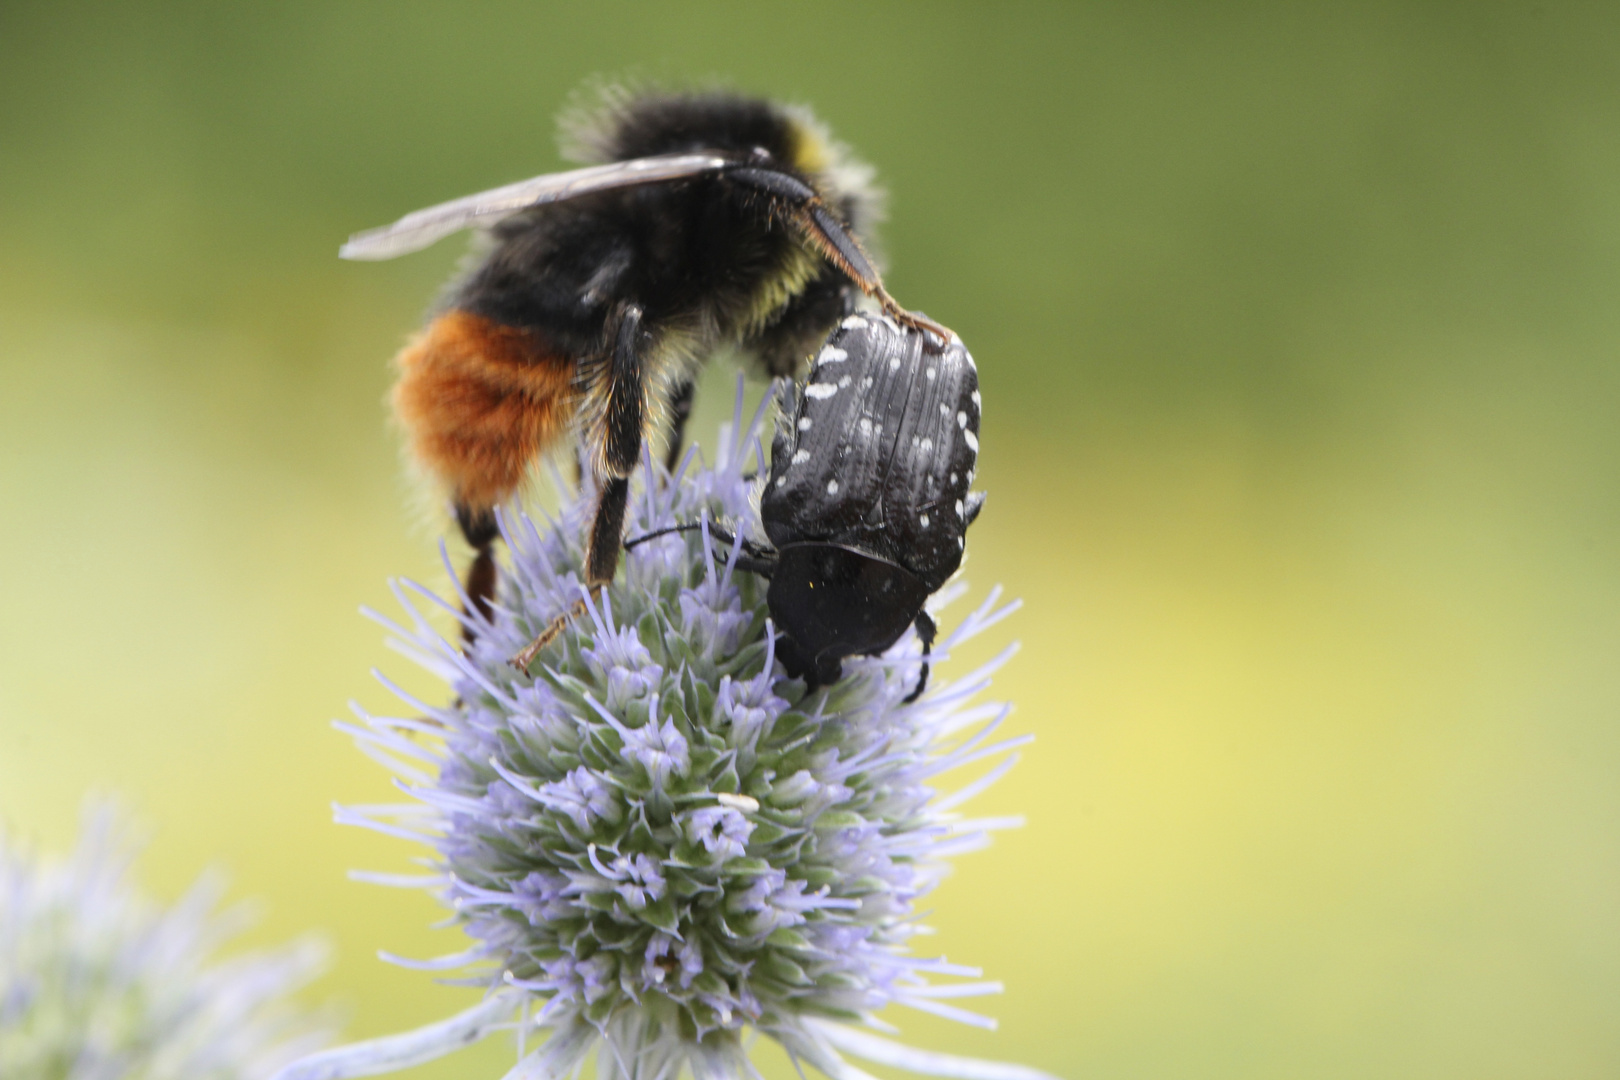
[3,3,1619,1077]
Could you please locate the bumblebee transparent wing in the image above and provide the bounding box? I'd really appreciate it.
[339,153,732,260]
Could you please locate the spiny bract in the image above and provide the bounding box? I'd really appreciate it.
[281,394,1054,1080]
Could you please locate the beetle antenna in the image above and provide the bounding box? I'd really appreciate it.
[624,520,749,552]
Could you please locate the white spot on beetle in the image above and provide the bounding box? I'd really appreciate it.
[955,499,965,518]
[967,468,976,484]
[963,350,977,370]
[826,479,839,495]
[890,357,901,371]
[805,383,839,400]
[776,476,787,488]
[791,449,810,465]
[971,389,982,408]
[859,418,873,436]
[957,411,968,428]
[819,345,848,363]
[926,367,937,380]
[840,315,867,330]
[939,403,951,417]
[919,513,930,527]
[798,417,812,431]
[958,536,965,549]
[920,437,933,452]
[964,429,979,452]
[862,376,875,389]
[950,472,959,484]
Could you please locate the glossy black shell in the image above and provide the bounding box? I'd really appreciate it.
[760,316,984,686]
[763,315,982,585]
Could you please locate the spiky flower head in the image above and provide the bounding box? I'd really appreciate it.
[0,802,334,1080]
[282,394,1054,1080]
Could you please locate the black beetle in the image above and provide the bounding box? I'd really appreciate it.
[630,314,985,701]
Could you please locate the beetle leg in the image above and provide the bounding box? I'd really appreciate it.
[901,610,937,704]
[512,303,647,672]
[728,552,777,577]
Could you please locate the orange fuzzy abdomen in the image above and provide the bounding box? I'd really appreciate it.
[391,310,578,514]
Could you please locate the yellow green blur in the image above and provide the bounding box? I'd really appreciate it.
[2,4,1617,1078]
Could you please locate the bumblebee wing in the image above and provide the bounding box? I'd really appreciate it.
[339,153,732,260]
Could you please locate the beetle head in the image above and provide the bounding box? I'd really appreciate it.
[767,542,932,689]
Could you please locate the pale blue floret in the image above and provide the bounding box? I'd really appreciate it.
[683,805,754,861]
[534,767,621,831]
[278,386,1058,1080]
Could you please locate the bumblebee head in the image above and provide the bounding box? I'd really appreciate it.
[561,86,883,235]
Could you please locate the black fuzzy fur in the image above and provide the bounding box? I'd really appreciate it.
[455,92,870,379]
[433,89,883,654]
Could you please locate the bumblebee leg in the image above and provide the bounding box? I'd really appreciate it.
[586,476,632,583]
[509,476,631,671]
[901,610,937,704]
[512,304,647,671]
[662,378,696,474]
[454,504,499,645]
[599,302,647,481]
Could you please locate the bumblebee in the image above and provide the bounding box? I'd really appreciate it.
[342,88,949,666]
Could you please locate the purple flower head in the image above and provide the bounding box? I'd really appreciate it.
[2,802,334,1079]
[291,392,1050,1080]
